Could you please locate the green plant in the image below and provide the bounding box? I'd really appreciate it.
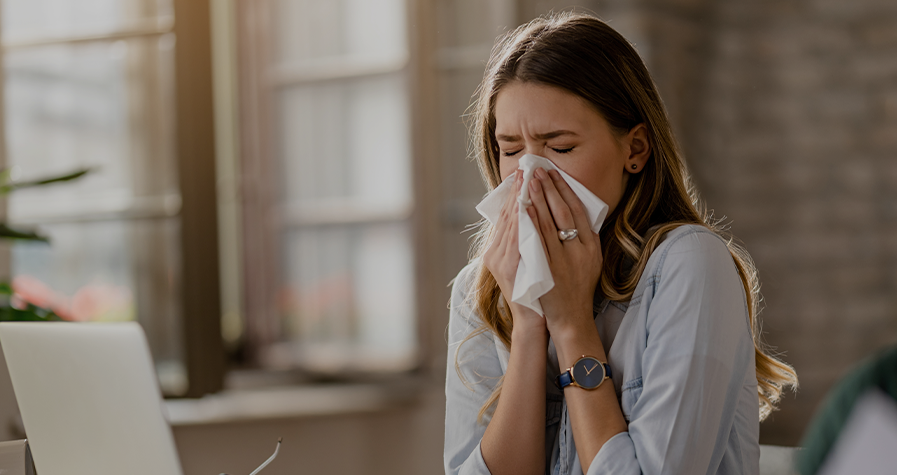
[0,168,89,242]
[0,168,90,321]
[0,283,61,321]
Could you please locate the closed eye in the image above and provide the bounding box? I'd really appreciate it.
[552,147,574,154]
[502,149,522,157]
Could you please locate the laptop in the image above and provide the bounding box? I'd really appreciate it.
[0,322,184,475]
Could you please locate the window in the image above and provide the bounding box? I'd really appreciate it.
[238,0,418,373]
[434,0,520,250]
[1,0,187,392]
[0,0,542,394]
[1,0,223,397]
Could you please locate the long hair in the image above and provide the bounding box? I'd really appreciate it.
[457,12,797,423]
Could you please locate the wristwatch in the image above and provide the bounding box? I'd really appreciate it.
[555,355,612,390]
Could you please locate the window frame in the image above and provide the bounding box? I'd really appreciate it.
[172,0,224,396]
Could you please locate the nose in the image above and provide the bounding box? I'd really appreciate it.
[519,143,538,157]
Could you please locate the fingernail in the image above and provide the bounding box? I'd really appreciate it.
[535,168,546,179]
[530,178,540,191]
[548,169,560,180]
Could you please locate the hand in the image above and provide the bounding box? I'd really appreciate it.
[524,168,604,336]
[483,170,545,333]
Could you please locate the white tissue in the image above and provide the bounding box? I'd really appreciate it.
[475,154,609,316]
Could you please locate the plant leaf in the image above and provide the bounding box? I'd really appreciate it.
[0,223,49,242]
[0,305,62,322]
[0,168,91,195]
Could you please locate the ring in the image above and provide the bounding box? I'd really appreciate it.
[558,229,578,241]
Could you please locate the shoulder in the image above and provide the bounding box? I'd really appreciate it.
[632,224,746,312]
[647,224,736,284]
[635,225,753,355]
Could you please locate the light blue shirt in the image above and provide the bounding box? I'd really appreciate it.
[444,225,759,475]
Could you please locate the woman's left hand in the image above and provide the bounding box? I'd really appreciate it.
[524,167,603,335]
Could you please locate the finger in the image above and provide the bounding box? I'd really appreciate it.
[497,172,518,221]
[502,171,524,243]
[527,172,565,257]
[487,209,510,265]
[501,172,520,252]
[547,169,593,245]
[510,169,523,203]
[489,172,525,266]
[492,171,520,242]
[534,168,576,234]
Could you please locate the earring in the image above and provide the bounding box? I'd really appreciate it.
[631,164,638,170]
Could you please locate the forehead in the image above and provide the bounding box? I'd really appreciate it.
[494,82,600,134]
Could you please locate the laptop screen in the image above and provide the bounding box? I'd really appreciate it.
[0,322,183,475]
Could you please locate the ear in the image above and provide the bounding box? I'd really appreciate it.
[623,123,650,174]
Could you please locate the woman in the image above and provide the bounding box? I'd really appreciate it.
[444,12,798,475]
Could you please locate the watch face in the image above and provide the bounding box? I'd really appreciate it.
[571,357,605,389]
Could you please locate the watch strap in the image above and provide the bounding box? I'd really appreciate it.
[556,370,574,389]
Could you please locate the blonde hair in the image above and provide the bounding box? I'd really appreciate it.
[457,12,797,423]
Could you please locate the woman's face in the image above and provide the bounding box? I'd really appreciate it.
[494,81,648,216]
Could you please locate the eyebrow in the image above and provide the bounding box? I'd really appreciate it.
[496,130,579,142]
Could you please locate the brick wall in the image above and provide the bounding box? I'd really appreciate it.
[596,0,897,444]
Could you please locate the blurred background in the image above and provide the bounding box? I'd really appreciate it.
[0,0,894,473]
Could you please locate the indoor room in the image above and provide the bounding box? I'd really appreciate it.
[0,0,894,474]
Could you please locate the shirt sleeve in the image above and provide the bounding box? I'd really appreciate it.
[586,230,755,475]
[444,263,503,475]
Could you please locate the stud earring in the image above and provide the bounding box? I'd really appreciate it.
[631,164,638,170]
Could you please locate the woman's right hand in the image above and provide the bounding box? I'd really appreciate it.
[483,170,546,333]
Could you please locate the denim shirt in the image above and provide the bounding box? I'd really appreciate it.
[444,225,760,475]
